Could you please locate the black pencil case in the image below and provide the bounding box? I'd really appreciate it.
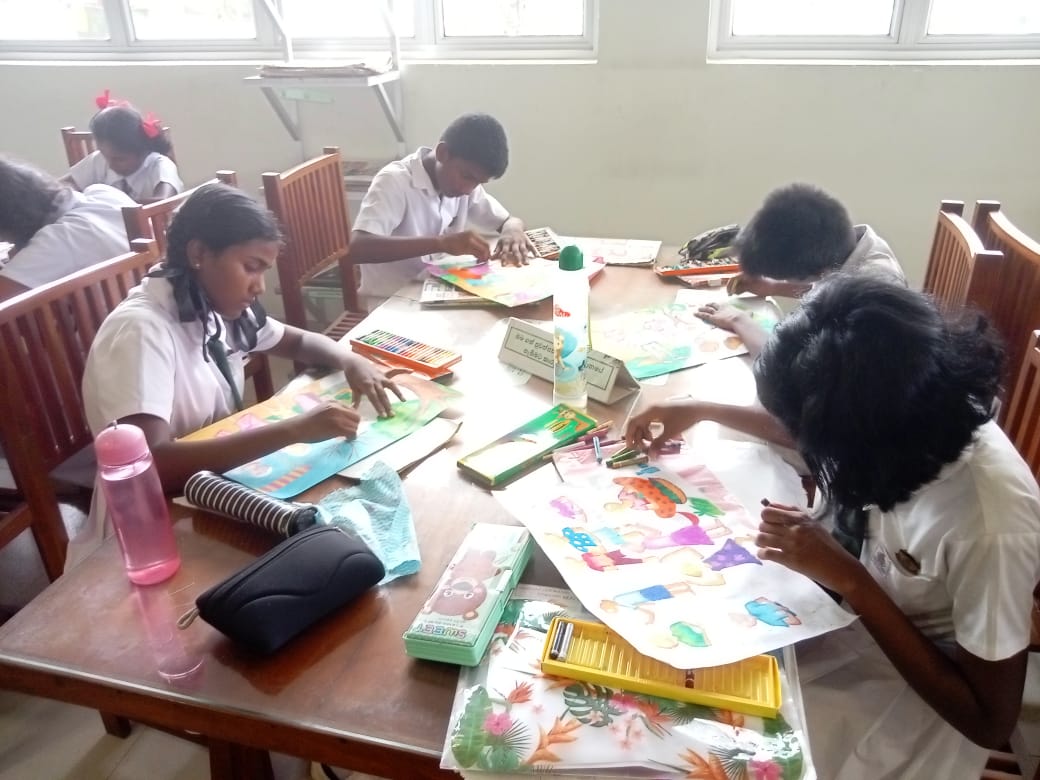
[194,525,385,655]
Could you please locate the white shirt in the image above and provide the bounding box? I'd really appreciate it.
[82,273,285,438]
[842,223,906,284]
[353,146,511,301]
[800,420,1040,780]
[67,150,183,202]
[70,273,287,571]
[0,185,135,289]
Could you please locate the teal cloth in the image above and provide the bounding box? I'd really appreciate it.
[316,461,420,584]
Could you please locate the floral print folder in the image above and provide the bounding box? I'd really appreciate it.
[441,584,815,779]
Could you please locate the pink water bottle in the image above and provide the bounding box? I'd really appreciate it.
[95,423,181,585]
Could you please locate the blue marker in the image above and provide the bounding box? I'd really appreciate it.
[593,436,603,464]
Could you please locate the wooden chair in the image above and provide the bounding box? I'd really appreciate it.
[122,173,275,403]
[61,125,176,167]
[0,239,159,581]
[972,201,1040,425]
[262,146,365,360]
[922,201,1004,318]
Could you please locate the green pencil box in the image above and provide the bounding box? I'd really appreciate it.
[456,404,598,488]
[404,523,533,666]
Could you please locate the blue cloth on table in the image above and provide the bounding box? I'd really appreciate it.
[316,460,420,584]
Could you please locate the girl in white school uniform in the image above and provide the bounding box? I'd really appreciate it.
[62,95,183,202]
[74,183,402,567]
[0,157,134,303]
[631,275,1040,779]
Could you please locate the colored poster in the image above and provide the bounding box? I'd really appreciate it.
[182,372,459,498]
[424,255,606,307]
[496,448,854,670]
[590,298,779,379]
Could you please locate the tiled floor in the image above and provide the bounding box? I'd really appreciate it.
[0,690,385,780]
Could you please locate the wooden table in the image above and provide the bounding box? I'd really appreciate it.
[0,266,762,779]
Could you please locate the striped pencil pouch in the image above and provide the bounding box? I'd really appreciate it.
[184,471,318,537]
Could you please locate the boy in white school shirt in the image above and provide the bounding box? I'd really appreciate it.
[0,157,135,303]
[350,113,535,306]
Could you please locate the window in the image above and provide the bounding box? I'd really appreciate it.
[0,0,595,59]
[711,0,1040,59]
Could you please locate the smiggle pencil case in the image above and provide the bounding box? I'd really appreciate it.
[194,525,384,655]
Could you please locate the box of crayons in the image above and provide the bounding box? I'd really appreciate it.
[540,617,783,718]
[350,329,462,377]
[457,404,598,488]
[404,523,533,666]
[525,227,562,260]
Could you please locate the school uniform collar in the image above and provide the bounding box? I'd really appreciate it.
[52,188,83,221]
[406,146,439,196]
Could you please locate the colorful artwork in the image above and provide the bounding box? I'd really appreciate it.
[182,372,459,499]
[442,584,812,778]
[424,255,605,307]
[496,450,855,669]
[590,300,777,380]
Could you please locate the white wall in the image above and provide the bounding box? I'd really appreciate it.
[2,0,1039,287]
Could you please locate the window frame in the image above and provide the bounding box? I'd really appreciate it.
[0,0,597,61]
[709,0,1040,61]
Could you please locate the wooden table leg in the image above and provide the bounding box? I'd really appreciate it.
[209,739,274,780]
[100,711,132,738]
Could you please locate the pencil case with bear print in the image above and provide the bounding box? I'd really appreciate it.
[403,523,533,666]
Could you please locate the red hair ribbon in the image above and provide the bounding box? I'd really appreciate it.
[141,112,162,139]
[94,89,129,110]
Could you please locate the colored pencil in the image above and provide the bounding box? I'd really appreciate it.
[593,436,603,464]
[607,454,649,469]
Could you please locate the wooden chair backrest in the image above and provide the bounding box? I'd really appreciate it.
[922,201,1004,318]
[0,239,159,579]
[262,146,359,331]
[972,201,1040,425]
[61,125,177,167]
[122,171,238,256]
[60,127,97,166]
[1003,329,1040,482]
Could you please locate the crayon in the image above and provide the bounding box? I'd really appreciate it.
[549,620,568,660]
[607,454,649,469]
[557,621,575,662]
[593,436,603,464]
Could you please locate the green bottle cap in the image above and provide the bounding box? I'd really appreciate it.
[558,244,584,271]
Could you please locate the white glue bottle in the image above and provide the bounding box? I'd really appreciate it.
[553,245,590,410]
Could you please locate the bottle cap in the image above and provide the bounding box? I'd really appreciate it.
[558,245,584,271]
[95,422,150,467]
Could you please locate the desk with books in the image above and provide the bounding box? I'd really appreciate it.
[0,264,779,779]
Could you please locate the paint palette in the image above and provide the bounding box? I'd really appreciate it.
[350,329,462,374]
[525,227,562,260]
[539,617,782,717]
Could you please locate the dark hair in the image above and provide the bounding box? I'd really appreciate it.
[754,274,1004,513]
[165,183,281,270]
[90,105,172,157]
[441,113,509,179]
[734,183,857,280]
[0,157,68,248]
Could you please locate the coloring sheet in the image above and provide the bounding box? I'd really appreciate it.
[558,236,662,266]
[424,255,606,307]
[442,584,813,779]
[182,372,459,498]
[590,297,780,380]
[496,448,854,670]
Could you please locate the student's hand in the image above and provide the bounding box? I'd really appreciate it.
[342,357,406,418]
[696,302,751,333]
[624,402,701,453]
[440,230,492,262]
[726,273,775,297]
[493,229,535,267]
[756,502,864,595]
[291,401,363,442]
